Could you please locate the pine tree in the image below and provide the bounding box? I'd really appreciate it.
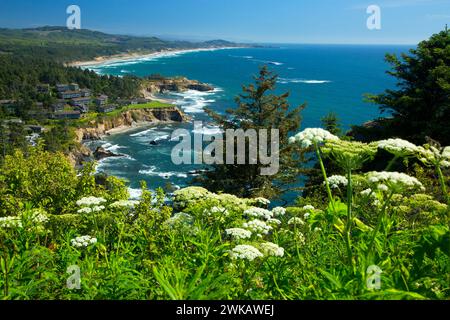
[197,66,307,199]
[366,27,450,145]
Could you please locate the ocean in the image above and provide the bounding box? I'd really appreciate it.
[86,44,411,201]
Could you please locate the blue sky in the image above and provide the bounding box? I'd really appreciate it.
[0,0,448,44]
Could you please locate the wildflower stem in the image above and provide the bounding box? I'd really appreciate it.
[385,155,399,171]
[367,191,394,256]
[345,168,354,268]
[435,165,449,206]
[315,142,335,212]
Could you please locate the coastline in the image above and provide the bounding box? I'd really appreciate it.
[69,46,243,68]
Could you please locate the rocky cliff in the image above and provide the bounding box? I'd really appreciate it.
[74,107,188,142]
[143,76,214,95]
[69,107,187,166]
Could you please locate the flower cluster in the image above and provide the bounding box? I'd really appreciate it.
[230,245,263,261]
[267,218,282,226]
[28,209,49,224]
[71,235,97,248]
[288,217,305,226]
[324,175,348,189]
[417,145,450,168]
[259,242,285,257]
[244,207,273,220]
[302,205,315,211]
[165,213,194,227]
[225,228,252,240]
[243,219,272,236]
[367,171,424,192]
[377,138,419,157]
[110,200,140,208]
[0,216,22,228]
[207,206,229,216]
[76,196,107,207]
[323,140,378,170]
[289,128,339,148]
[254,197,271,207]
[77,205,105,214]
[271,207,286,217]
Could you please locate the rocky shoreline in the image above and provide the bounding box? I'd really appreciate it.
[68,106,189,165]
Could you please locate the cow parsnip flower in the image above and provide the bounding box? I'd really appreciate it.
[272,207,286,217]
[254,197,271,206]
[76,196,107,207]
[367,171,424,192]
[110,200,140,208]
[417,145,450,168]
[244,207,273,220]
[243,219,272,235]
[377,138,419,157]
[322,140,378,170]
[324,175,348,189]
[288,217,305,226]
[225,228,252,240]
[71,235,97,248]
[259,242,285,257]
[289,128,339,148]
[0,216,22,228]
[230,245,263,261]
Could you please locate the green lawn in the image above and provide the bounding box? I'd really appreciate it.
[107,101,173,116]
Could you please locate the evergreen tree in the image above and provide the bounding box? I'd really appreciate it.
[198,66,307,199]
[366,27,450,145]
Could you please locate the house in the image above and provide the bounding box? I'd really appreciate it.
[51,99,66,112]
[76,105,89,114]
[36,84,50,93]
[80,88,91,97]
[98,105,117,113]
[118,98,138,106]
[59,91,82,99]
[70,97,91,107]
[95,95,108,106]
[69,83,80,91]
[27,125,44,133]
[52,111,81,120]
[56,84,71,92]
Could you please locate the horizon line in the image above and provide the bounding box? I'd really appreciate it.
[0,25,419,47]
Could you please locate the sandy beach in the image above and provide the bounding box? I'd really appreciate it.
[68,47,241,68]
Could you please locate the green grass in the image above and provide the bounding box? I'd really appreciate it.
[107,101,173,116]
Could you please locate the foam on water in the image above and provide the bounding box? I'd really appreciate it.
[139,165,188,179]
[278,77,331,84]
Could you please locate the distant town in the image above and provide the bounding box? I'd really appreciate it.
[0,82,152,121]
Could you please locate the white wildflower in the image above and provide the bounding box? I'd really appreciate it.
[0,216,22,228]
[243,219,272,235]
[110,200,140,208]
[289,128,339,148]
[417,145,450,168]
[225,228,252,240]
[165,213,194,227]
[360,188,373,196]
[71,235,97,248]
[206,206,229,216]
[303,212,310,219]
[230,245,263,261]
[77,207,92,214]
[325,175,348,189]
[254,197,271,206]
[28,209,48,224]
[259,242,285,257]
[302,205,315,211]
[377,184,389,192]
[267,218,282,226]
[367,171,424,191]
[76,196,107,207]
[288,217,305,226]
[244,207,273,220]
[272,207,286,217]
[314,227,322,232]
[377,138,419,157]
[92,205,105,212]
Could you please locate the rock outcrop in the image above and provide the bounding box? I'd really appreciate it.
[74,107,188,143]
[143,76,214,95]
